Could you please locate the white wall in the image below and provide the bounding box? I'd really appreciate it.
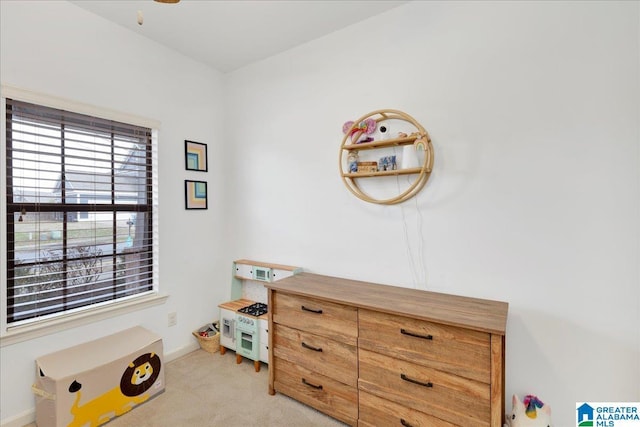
[1,1,638,426]
[0,1,228,425]
[224,1,640,425]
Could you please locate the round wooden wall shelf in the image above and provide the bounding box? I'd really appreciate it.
[339,109,434,205]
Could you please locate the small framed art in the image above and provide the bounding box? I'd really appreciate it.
[185,180,208,210]
[185,140,208,172]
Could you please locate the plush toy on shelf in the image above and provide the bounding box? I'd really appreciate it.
[342,118,376,144]
[505,394,552,427]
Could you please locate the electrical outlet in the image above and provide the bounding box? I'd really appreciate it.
[168,312,177,327]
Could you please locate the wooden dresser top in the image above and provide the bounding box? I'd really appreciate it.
[266,272,508,335]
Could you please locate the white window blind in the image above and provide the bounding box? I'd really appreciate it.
[5,98,156,324]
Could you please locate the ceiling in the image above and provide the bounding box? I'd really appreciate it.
[69,0,408,73]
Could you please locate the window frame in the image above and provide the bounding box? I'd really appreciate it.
[0,85,165,346]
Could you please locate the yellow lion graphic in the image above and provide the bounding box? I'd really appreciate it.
[67,352,162,427]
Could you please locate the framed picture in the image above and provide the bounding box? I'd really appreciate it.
[185,140,208,172]
[185,180,208,210]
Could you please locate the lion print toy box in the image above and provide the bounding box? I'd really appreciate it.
[33,326,164,427]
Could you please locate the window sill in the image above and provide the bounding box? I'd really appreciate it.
[0,292,169,347]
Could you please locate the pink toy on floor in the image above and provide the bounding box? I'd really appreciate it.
[505,394,552,427]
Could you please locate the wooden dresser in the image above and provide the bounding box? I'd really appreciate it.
[266,273,508,427]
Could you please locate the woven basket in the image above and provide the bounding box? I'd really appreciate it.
[192,328,220,354]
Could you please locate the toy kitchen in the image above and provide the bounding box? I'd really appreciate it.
[218,260,301,372]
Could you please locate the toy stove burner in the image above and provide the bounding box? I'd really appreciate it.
[238,302,268,317]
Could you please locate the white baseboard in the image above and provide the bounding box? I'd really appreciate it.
[165,341,200,362]
[0,342,200,427]
[0,409,34,427]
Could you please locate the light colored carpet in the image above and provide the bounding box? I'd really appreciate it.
[28,349,347,427]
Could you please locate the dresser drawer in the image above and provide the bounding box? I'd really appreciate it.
[359,348,490,426]
[273,324,357,386]
[273,357,358,426]
[358,309,491,383]
[273,292,358,345]
[359,390,458,427]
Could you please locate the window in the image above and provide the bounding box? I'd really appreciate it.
[5,98,156,325]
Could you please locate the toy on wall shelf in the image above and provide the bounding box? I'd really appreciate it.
[378,155,397,171]
[505,394,552,427]
[409,131,429,151]
[356,161,378,173]
[343,118,376,144]
[347,151,359,173]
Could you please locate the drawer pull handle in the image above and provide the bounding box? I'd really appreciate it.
[400,328,433,341]
[301,342,323,352]
[400,419,414,427]
[400,373,433,388]
[301,378,323,390]
[301,305,323,314]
